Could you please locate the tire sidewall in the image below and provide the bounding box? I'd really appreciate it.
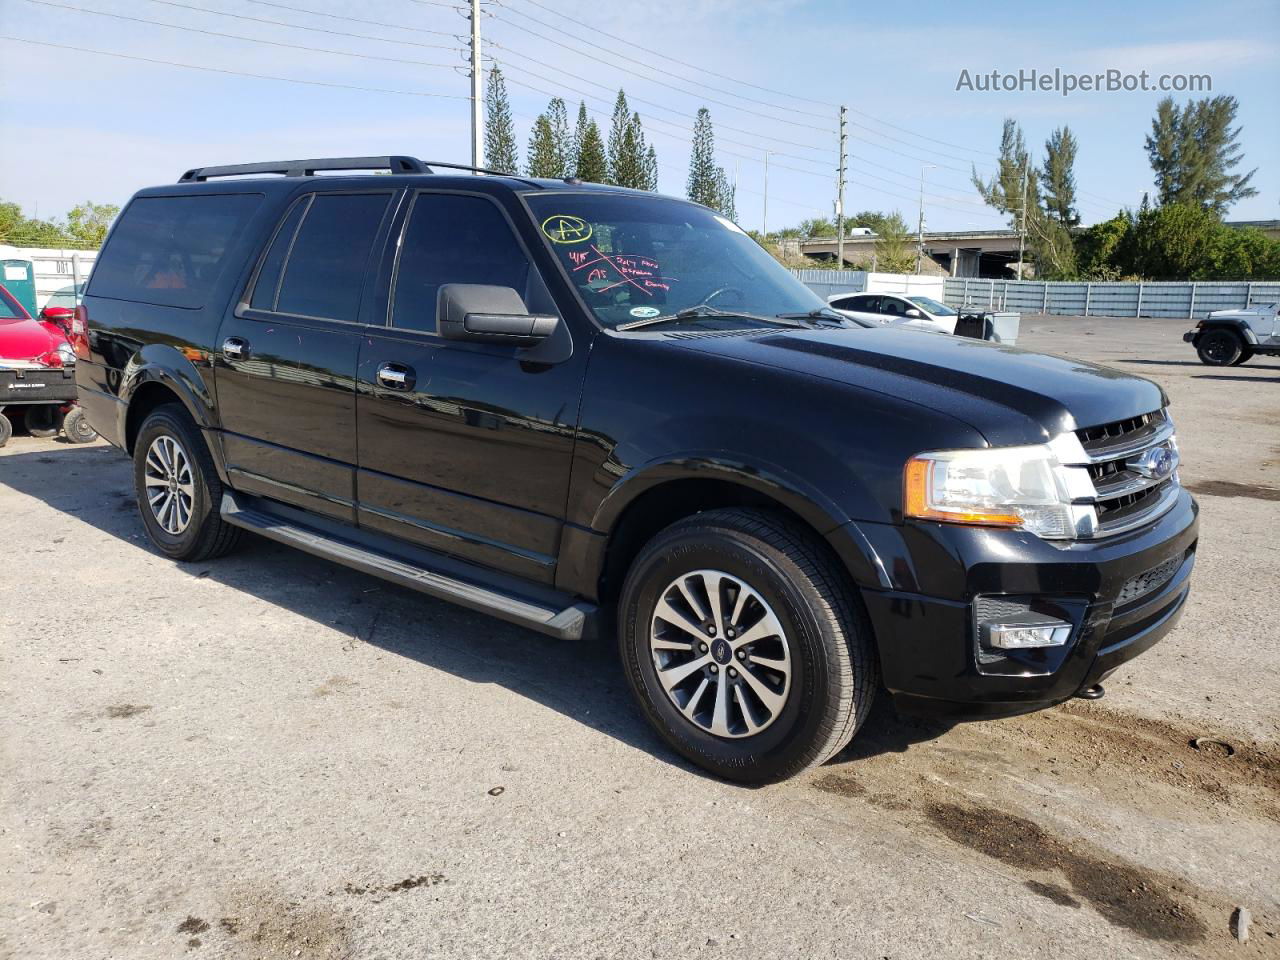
[0,413,11,447]
[1198,329,1242,366]
[63,408,98,443]
[619,524,838,781]
[25,405,60,438]
[133,408,214,559]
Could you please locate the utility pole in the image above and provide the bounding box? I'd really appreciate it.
[916,164,936,274]
[836,106,847,269]
[762,152,769,237]
[469,0,482,171]
[1016,163,1028,280]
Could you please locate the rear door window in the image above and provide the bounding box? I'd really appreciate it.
[391,193,533,332]
[249,197,309,312]
[274,193,391,323]
[88,194,262,309]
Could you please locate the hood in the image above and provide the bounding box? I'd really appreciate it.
[669,326,1166,445]
[0,316,66,363]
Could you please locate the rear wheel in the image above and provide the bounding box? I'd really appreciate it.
[1197,329,1243,366]
[618,508,877,783]
[133,404,241,562]
[62,407,98,444]
[24,405,60,438]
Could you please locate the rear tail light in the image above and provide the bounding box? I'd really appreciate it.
[71,305,90,361]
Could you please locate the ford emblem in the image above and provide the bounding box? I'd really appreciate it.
[1131,444,1177,480]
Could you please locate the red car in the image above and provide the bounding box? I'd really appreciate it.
[0,283,96,446]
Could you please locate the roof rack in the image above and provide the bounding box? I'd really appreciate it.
[177,156,518,183]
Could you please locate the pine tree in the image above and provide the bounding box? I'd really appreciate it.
[607,91,632,187]
[575,118,608,184]
[1145,95,1257,215]
[571,102,591,178]
[712,167,736,220]
[972,118,1039,224]
[484,66,519,174]
[643,144,658,191]
[526,114,561,178]
[1041,126,1078,225]
[547,97,571,177]
[687,107,719,208]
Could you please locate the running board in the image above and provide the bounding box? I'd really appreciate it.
[220,493,595,641]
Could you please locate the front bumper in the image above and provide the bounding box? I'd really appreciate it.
[851,488,1199,719]
[1182,330,1196,343]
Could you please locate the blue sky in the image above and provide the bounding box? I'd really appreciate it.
[1,0,1276,233]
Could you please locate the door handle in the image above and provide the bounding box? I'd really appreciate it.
[223,336,250,360]
[377,363,415,390]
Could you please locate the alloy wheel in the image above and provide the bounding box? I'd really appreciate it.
[143,435,195,535]
[649,569,792,738]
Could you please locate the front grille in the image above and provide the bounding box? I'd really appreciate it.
[1117,551,1187,606]
[1068,407,1180,537]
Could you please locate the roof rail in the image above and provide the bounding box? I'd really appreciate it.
[177,156,527,183]
[177,156,431,182]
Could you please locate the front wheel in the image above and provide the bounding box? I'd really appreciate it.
[618,508,877,783]
[1197,329,1243,366]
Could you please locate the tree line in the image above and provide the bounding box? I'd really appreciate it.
[0,200,119,249]
[973,95,1277,281]
[483,67,736,218]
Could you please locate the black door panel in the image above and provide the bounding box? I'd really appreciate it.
[355,191,585,582]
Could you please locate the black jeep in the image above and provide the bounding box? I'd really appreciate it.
[75,157,1198,782]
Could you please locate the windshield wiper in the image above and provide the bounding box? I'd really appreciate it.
[777,308,846,325]
[616,304,809,332]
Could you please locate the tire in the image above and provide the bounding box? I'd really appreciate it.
[0,413,11,448]
[618,508,877,783]
[1231,349,1253,367]
[25,405,60,438]
[1197,329,1243,366]
[133,403,241,562]
[61,407,98,444]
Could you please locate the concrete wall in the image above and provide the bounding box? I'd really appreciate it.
[790,268,946,302]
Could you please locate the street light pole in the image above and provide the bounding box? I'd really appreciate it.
[762,150,773,238]
[470,0,482,171]
[916,164,936,274]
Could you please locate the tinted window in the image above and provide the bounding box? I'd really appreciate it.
[830,296,858,311]
[89,194,261,309]
[392,194,531,332]
[250,197,308,311]
[880,297,905,316]
[0,285,25,320]
[276,193,390,322]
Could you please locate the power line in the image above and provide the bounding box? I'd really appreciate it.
[483,7,833,135]
[491,0,831,120]
[133,0,462,52]
[492,56,834,161]
[0,35,471,99]
[24,0,464,67]
[506,0,837,109]
[245,0,460,38]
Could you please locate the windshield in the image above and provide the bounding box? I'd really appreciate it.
[908,296,956,317]
[525,193,827,328]
[0,286,28,322]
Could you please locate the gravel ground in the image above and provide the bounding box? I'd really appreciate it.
[1,315,1277,960]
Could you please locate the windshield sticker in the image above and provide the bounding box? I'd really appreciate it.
[629,306,661,319]
[567,246,674,296]
[541,214,593,244]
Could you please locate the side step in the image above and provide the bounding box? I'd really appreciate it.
[220,493,596,641]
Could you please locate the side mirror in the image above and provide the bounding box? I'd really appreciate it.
[904,308,923,319]
[438,284,557,348]
[41,305,75,330]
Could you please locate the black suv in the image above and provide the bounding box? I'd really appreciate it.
[75,156,1198,782]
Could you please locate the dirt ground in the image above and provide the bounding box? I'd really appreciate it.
[1,315,1277,959]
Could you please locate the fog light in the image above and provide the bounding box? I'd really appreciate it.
[983,621,1072,649]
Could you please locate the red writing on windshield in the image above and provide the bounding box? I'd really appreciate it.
[568,246,674,296]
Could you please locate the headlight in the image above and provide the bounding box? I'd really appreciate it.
[904,444,1079,539]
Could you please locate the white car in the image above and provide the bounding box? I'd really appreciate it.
[827,293,958,335]
[1184,302,1280,366]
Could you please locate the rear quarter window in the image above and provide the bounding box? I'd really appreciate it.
[88,194,262,309]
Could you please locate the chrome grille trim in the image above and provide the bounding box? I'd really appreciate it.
[1050,407,1182,539]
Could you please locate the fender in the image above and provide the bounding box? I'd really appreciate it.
[118,343,230,481]
[555,451,891,600]
[1196,316,1258,345]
